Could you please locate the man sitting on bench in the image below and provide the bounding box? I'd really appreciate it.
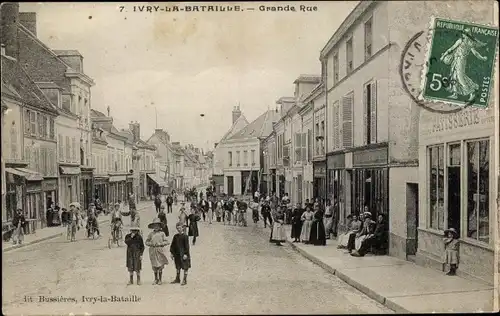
[351,214,387,257]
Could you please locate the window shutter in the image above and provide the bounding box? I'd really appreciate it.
[342,94,353,148]
[370,81,377,144]
[363,85,368,145]
[307,129,312,161]
[24,110,30,134]
[58,135,63,160]
[302,133,307,163]
[333,101,339,149]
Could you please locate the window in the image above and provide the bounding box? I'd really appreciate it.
[429,145,445,231]
[301,133,307,163]
[24,109,30,135]
[65,136,70,161]
[251,150,256,166]
[315,123,320,155]
[346,37,353,74]
[10,123,17,159]
[447,143,461,236]
[58,134,63,160]
[42,115,48,138]
[333,52,339,84]
[342,93,354,148]
[49,118,55,139]
[332,101,340,149]
[307,129,312,162]
[466,140,489,243]
[295,133,302,163]
[363,81,377,145]
[77,95,82,115]
[364,18,373,60]
[228,151,233,167]
[243,150,248,166]
[236,151,241,166]
[72,137,76,162]
[30,111,36,136]
[283,145,290,167]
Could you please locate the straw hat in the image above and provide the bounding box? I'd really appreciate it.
[148,217,164,229]
[444,227,458,238]
[129,222,141,231]
[363,211,372,218]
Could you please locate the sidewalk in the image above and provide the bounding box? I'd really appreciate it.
[3,201,151,253]
[283,226,494,313]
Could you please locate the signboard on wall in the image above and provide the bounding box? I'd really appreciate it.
[327,153,345,169]
[352,147,388,167]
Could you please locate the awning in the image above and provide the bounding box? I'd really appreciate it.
[147,174,168,187]
[59,166,81,175]
[6,167,44,181]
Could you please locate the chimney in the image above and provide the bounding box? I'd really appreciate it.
[19,12,36,36]
[0,2,20,60]
[232,105,241,124]
[106,106,110,117]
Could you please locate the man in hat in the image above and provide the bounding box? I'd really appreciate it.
[351,214,387,257]
[170,222,191,286]
[124,222,145,285]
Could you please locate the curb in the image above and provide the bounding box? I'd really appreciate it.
[286,240,411,314]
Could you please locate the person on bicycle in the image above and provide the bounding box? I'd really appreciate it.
[86,209,100,238]
[110,203,123,240]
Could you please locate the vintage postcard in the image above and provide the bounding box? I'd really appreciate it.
[1,1,498,315]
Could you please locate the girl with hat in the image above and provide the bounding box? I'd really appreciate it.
[443,228,459,276]
[124,222,145,285]
[145,218,170,285]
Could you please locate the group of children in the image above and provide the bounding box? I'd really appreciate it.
[124,211,191,286]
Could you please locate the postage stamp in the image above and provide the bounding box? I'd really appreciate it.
[419,17,499,108]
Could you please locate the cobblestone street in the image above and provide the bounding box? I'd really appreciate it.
[3,204,391,315]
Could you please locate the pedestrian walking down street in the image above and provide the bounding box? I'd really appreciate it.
[158,205,169,237]
[128,193,137,211]
[11,209,26,245]
[187,205,200,245]
[443,228,459,276]
[291,203,304,242]
[67,203,80,242]
[170,222,191,286]
[179,203,188,226]
[237,199,248,227]
[166,194,174,213]
[324,199,334,240]
[199,198,208,222]
[250,198,260,225]
[260,199,272,228]
[300,206,314,243]
[145,218,170,285]
[207,199,214,224]
[215,200,223,222]
[309,204,327,246]
[270,206,286,246]
[124,222,145,285]
[154,194,162,214]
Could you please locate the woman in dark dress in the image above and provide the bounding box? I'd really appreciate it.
[309,204,327,246]
[291,203,304,242]
[158,205,170,237]
[187,205,200,245]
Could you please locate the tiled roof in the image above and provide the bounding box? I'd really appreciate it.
[35,82,62,89]
[219,113,249,143]
[227,110,280,141]
[1,55,58,113]
[276,96,295,104]
[53,49,82,56]
[91,109,107,117]
[293,74,321,84]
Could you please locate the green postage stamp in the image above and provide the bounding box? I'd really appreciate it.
[420,17,499,108]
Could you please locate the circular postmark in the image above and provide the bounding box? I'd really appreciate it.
[400,29,478,114]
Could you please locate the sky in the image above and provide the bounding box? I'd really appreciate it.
[20,2,357,150]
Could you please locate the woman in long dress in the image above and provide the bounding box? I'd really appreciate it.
[300,206,314,243]
[337,214,361,248]
[270,206,286,246]
[309,204,326,246]
[187,206,200,245]
[290,203,304,242]
[439,28,488,101]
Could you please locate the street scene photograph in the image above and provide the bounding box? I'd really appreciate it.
[1,1,499,315]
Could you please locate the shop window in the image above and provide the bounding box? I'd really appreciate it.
[466,140,489,243]
[6,184,16,221]
[447,143,461,236]
[429,145,445,230]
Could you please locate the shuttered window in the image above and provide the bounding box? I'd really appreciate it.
[363,81,377,145]
[72,138,76,162]
[332,101,340,149]
[58,134,63,160]
[65,136,70,161]
[295,133,302,163]
[24,110,30,135]
[49,118,55,139]
[307,129,312,162]
[342,93,354,148]
[301,133,307,163]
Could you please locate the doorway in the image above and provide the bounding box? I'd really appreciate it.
[227,176,234,196]
[447,143,461,237]
[406,183,419,256]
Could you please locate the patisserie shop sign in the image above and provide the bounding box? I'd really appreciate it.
[431,110,480,133]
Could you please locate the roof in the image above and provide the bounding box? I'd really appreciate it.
[1,55,58,114]
[293,74,321,84]
[53,50,82,57]
[35,82,63,89]
[276,96,295,104]
[227,110,280,141]
[91,109,107,117]
[219,113,249,143]
[149,129,174,151]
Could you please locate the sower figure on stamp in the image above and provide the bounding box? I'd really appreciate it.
[170,222,191,286]
[124,222,145,285]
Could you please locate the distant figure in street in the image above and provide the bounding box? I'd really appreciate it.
[11,209,26,245]
[124,222,145,285]
[166,194,174,214]
[309,204,326,246]
[128,193,136,212]
[250,198,260,225]
[215,199,223,222]
[187,205,200,245]
[158,205,170,237]
[170,222,191,286]
[154,194,162,213]
[443,228,459,276]
[179,204,188,227]
[300,206,314,243]
[260,199,272,228]
[291,203,304,242]
[46,201,54,227]
[199,198,208,222]
[145,218,170,285]
[67,203,81,242]
[61,207,69,227]
[270,206,286,246]
[207,198,214,224]
[324,199,333,239]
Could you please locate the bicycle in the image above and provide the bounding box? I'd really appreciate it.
[87,223,98,239]
[108,222,123,248]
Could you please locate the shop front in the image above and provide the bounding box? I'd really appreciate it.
[59,165,81,209]
[109,174,127,204]
[126,175,134,198]
[4,168,27,227]
[292,168,303,204]
[42,178,58,228]
[80,167,94,210]
[327,152,346,229]
[416,107,495,284]
[269,169,276,195]
[94,176,109,208]
[147,173,167,196]
[313,161,326,201]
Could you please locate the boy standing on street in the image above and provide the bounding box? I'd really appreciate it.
[170,222,191,286]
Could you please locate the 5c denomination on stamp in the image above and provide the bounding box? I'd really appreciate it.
[419,17,499,108]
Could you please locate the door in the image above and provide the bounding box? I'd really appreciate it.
[297,174,303,204]
[406,183,419,256]
[227,176,234,196]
